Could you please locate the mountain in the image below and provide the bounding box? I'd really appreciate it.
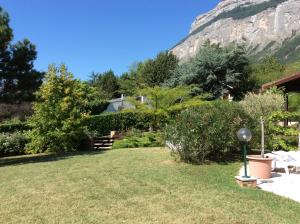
[171,0,300,63]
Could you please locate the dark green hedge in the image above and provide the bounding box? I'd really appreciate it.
[85,111,169,137]
[0,121,30,133]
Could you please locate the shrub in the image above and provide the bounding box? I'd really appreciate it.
[85,100,109,115]
[0,132,28,157]
[25,65,91,154]
[113,130,164,149]
[167,99,208,117]
[240,90,284,120]
[164,101,256,164]
[0,119,30,133]
[85,100,210,138]
[268,111,300,151]
[240,90,284,150]
[85,110,169,137]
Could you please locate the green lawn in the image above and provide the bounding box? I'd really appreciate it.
[0,148,299,224]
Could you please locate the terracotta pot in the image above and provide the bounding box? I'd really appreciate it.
[247,155,273,179]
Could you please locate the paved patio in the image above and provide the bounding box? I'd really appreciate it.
[239,167,300,203]
[257,173,300,203]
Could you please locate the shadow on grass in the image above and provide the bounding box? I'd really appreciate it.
[0,150,106,167]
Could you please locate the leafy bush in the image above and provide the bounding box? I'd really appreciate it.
[113,130,164,149]
[85,100,213,137]
[289,93,300,112]
[164,101,256,164]
[85,110,169,137]
[268,111,300,151]
[25,65,91,154]
[85,100,109,115]
[240,90,284,150]
[240,90,284,121]
[0,119,30,133]
[167,99,208,117]
[0,132,28,156]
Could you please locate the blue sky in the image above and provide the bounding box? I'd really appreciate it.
[0,0,219,79]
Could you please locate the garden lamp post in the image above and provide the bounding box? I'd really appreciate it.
[237,128,252,178]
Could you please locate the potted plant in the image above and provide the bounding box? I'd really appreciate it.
[246,116,274,179]
[240,90,284,179]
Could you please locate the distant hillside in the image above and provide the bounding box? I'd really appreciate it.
[171,0,300,64]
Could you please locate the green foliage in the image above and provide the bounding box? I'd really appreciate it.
[85,110,169,137]
[85,100,109,115]
[284,59,300,76]
[251,57,285,85]
[82,85,109,115]
[139,51,178,87]
[0,132,28,156]
[113,130,163,149]
[240,89,284,121]
[0,6,13,66]
[268,111,300,151]
[289,93,300,112]
[164,101,256,164]
[89,70,120,100]
[249,53,300,86]
[240,90,284,150]
[25,65,91,153]
[168,42,254,99]
[166,98,208,117]
[0,7,43,103]
[135,86,192,111]
[274,35,300,63]
[118,72,139,96]
[0,119,30,133]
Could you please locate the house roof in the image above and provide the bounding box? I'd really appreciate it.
[105,98,134,113]
[108,98,125,103]
[261,72,300,93]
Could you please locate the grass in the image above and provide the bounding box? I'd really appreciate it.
[0,148,300,224]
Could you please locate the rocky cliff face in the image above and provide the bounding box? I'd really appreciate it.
[171,0,300,62]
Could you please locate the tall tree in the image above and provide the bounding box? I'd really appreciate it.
[118,72,139,96]
[140,51,178,87]
[0,6,13,87]
[0,6,43,102]
[26,64,91,153]
[89,70,120,99]
[167,42,254,99]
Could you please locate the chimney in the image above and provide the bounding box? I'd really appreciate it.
[141,96,144,104]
